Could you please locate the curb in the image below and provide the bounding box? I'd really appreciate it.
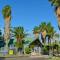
[0,55,30,58]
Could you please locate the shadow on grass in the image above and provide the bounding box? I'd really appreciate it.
[0,57,5,60]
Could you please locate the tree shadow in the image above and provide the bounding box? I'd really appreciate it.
[0,57,5,60]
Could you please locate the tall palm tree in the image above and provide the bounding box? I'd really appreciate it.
[46,22,55,55]
[46,22,55,45]
[2,5,11,42]
[39,22,47,44]
[39,22,55,54]
[48,0,60,29]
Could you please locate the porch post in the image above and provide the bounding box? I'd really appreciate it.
[39,47,41,55]
[34,48,35,53]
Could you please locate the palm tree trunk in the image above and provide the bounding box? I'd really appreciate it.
[48,37,53,56]
[34,33,39,39]
[4,17,10,41]
[4,16,10,51]
[17,38,23,55]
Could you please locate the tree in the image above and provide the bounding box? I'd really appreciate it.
[46,22,55,45]
[39,22,47,44]
[33,26,40,39]
[0,29,5,48]
[49,0,60,6]
[46,22,55,55]
[2,5,11,42]
[39,22,47,32]
[12,26,27,50]
[48,0,60,30]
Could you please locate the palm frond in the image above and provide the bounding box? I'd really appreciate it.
[2,5,11,18]
[48,0,60,6]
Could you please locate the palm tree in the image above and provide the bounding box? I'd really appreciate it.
[39,22,47,44]
[49,0,60,6]
[33,26,40,39]
[48,0,60,29]
[12,26,27,54]
[39,22,47,54]
[46,22,55,55]
[39,22,55,54]
[46,22,55,45]
[2,5,11,42]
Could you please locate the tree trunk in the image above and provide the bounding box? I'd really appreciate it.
[34,33,39,39]
[4,16,11,52]
[17,38,23,55]
[4,16,10,41]
[48,37,53,56]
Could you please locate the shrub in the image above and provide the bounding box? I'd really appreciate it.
[25,47,31,54]
[42,45,49,55]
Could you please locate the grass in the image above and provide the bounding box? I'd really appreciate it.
[48,57,60,60]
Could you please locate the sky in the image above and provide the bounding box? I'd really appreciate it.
[0,0,59,34]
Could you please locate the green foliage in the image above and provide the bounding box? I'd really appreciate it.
[30,45,34,48]
[2,5,11,18]
[39,22,55,45]
[46,22,55,38]
[49,0,60,7]
[33,26,40,34]
[12,26,27,40]
[42,45,49,54]
[43,45,48,51]
[39,22,47,32]
[15,42,23,48]
[13,27,24,38]
[39,22,55,37]
[25,47,31,54]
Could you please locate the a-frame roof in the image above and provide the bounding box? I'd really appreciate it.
[29,38,43,47]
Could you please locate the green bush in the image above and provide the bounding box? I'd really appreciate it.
[42,45,49,55]
[25,47,31,54]
[43,46,48,51]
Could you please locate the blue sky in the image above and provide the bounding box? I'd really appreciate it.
[0,0,59,33]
